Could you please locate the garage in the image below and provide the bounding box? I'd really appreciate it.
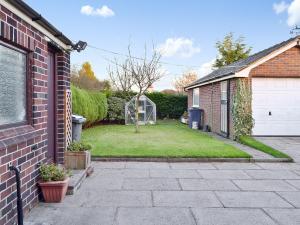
[252,78,300,136]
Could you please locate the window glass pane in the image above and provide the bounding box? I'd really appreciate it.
[0,44,27,125]
[193,88,199,106]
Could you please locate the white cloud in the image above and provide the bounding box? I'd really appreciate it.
[198,59,215,78]
[157,38,201,58]
[287,0,300,26]
[273,0,300,27]
[273,1,289,14]
[80,5,115,17]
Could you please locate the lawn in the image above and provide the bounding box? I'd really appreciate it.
[82,120,250,158]
[239,136,291,159]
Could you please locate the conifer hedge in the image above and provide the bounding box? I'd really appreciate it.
[71,85,108,126]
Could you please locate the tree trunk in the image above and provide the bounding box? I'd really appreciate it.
[134,95,140,133]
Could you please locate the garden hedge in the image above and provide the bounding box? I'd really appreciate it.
[146,92,187,119]
[71,85,108,127]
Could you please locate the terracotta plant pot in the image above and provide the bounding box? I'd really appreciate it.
[64,151,91,170]
[39,177,69,203]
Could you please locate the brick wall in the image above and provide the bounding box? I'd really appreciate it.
[187,89,193,108]
[250,46,300,77]
[187,78,238,138]
[0,4,70,225]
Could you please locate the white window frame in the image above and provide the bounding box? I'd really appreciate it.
[192,88,200,107]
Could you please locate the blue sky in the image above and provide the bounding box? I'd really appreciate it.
[25,0,299,90]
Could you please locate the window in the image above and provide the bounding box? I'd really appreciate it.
[0,43,27,127]
[192,88,199,107]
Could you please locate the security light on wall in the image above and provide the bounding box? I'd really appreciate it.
[72,41,87,52]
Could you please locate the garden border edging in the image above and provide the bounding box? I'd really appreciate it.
[91,157,293,163]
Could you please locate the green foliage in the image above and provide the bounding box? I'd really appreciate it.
[213,33,252,69]
[111,90,136,101]
[71,85,108,127]
[232,79,254,139]
[239,136,291,159]
[67,141,92,152]
[146,92,187,119]
[82,120,250,158]
[71,62,111,91]
[107,97,126,121]
[39,164,68,182]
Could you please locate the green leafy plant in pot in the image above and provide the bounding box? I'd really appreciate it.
[65,141,92,170]
[38,164,69,203]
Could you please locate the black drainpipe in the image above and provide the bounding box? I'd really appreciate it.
[9,165,23,225]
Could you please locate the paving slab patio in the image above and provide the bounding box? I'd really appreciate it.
[25,161,300,225]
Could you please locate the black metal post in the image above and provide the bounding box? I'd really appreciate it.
[9,165,23,225]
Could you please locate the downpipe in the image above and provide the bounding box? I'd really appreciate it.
[9,165,23,225]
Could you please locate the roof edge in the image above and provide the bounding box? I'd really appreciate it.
[185,36,300,90]
[2,0,74,49]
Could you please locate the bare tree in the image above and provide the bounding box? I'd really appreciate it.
[108,45,164,133]
[108,59,134,97]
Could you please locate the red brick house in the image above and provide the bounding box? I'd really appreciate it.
[186,36,300,139]
[0,1,81,224]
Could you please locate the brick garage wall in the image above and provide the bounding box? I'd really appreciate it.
[188,78,238,138]
[187,89,193,108]
[250,46,300,77]
[0,4,70,225]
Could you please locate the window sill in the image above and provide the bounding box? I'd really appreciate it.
[0,125,40,149]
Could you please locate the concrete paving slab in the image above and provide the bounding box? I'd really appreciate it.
[213,162,261,170]
[153,191,222,207]
[276,192,300,208]
[244,169,300,179]
[286,180,300,190]
[197,170,251,179]
[116,207,196,225]
[122,178,180,190]
[150,169,200,178]
[233,180,298,191]
[82,190,152,207]
[125,162,170,169]
[81,177,124,190]
[256,137,300,162]
[216,191,293,208]
[91,161,126,169]
[179,179,239,191]
[96,168,150,178]
[25,206,116,225]
[264,208,300,225]
[169,163,216,170]
[192,208,277,225]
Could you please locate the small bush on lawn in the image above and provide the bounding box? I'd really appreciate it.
[146,92,187,119]
[40,164,69,182]
[71,85,108,127]
[107,96,126,122]
[67,141,92,152]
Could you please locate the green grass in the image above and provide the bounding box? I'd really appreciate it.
[82,120,250,158]
[239,136,291,159]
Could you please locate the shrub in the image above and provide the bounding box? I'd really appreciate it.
[146,92,187,119]
[39,164,68,182]
[107,97,126,121]
[71,85,108,127]
[67,141,92,152]
[232,79,254,139]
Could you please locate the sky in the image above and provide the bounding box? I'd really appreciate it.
[25,0,300,90]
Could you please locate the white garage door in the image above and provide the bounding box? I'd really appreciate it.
[252,78,300,136]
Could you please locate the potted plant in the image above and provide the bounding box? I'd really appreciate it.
[64,141,92,170]
[181,111,189,124]
[38,164,69,203]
